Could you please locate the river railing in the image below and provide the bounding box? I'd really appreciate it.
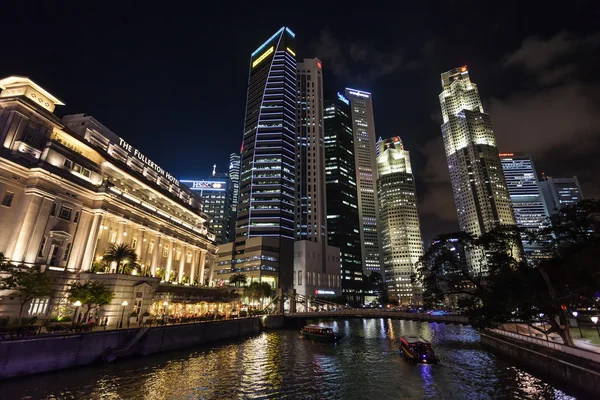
[489,328,600,363]
[285,309,469,324]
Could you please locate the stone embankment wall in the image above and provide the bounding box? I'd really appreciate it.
[0,317,261,379]
[481,331,600,396]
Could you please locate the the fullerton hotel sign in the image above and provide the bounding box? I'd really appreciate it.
[117,138,180,186]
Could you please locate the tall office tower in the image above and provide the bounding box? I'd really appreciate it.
[499,153,549,257]
[296,58,326,243]
[181,166,231,244]
[345,88,381,275]
[228,152,241,242]
[324,91,364,304]
[439,66,515,272]
[539,176,584,213]
[233,27,297,291]
[376,137,423,304]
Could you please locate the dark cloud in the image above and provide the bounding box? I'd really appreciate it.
[504,31,600,70]
[312,28,414,82]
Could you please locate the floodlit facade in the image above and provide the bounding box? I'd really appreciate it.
[540,176,584,213]
[439,66,515,272]
[224,27,297,291]
[376,137,423,304]
[228,153,241,242]
[324,91,364,304]
[499,153,549,258]
[0,76,218,324]
[181,166,231,244]
[345,88,381,275]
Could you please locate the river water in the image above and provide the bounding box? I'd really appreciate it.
[0,319,590,399]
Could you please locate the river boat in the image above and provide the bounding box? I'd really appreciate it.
[300,325,342,342]
[400,336,438,364]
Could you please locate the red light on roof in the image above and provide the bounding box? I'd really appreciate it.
[461,66,467,72]
[317,62,322,68]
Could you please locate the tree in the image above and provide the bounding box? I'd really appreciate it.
[243,281,273,309]
[418,201,600,347]
[229,273,247,287]
[102,244,138,274]
[0,255,54,325]
[67,281,114,322]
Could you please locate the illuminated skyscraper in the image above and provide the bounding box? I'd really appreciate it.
[181,166,230,244]
[439,66,515,272]
[229,27,297,291]
[345,88,381,275]
[228,152,241,242]
[324,91,364,304]
[376,137,423,304]
[296,58,326,243]
[500,153,549,258]
[540,176,584,213]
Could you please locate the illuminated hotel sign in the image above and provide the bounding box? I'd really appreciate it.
[116,138,179,186]
[337,92,349,105]
[315,290,335,295]
[181,180,227,191]
[499,153,514,157]
[252,46,274,68]
[348,90,370,98]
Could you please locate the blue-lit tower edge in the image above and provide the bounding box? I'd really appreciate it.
[236,27,297,292]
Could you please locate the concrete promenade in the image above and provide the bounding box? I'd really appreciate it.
[285,309,469,324]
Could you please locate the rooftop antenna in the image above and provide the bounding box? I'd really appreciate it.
[212,164,216,176]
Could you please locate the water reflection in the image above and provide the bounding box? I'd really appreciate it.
[2,319,585,400]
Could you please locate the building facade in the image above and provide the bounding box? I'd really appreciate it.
[376,137,423,304]
[293,240,342,307]
[222,27,297,291]
[539,176,584,213]
[0,76,218,324]
[438,66,515,272]
[181,167,231,244]
[324,91,364,304]
[499,153,549,258]
[345,88,381,275]
[228,152,241,242]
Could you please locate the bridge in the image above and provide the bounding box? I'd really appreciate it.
[284,309,469,325]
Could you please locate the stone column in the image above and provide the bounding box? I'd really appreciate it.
[189,248,198,285]
[6,193,45,262]
[65,209,93,271]
[150,234,162,277]
[198,250,208,286]
[165,239,174,281]
[80,213,104,271]
[23,197,55,265]
[117,221,126,245]
[177,244,186,283]
[135,228,145,258]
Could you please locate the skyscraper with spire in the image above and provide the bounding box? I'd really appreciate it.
[439,66,515,272]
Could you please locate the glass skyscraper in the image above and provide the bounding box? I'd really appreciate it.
[228,152,241,242]
[499,153,549,258]
[345,88,381,275]
[439,66,515,272]
[540,176,584,213]
[235,27,297,291]
[324,90,364,304]
[376,137,423,304]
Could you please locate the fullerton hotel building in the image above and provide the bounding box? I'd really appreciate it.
[0,76,223,323]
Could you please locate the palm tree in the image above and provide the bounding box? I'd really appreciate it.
[102,244,138,274]
[229,273,247,287]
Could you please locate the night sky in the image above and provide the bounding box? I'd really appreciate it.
[2,2,599,245]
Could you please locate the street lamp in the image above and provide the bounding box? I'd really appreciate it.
[592,316,600,339]
[73,300,82,324]
[572,311,584,338]
[119,301,128,329]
